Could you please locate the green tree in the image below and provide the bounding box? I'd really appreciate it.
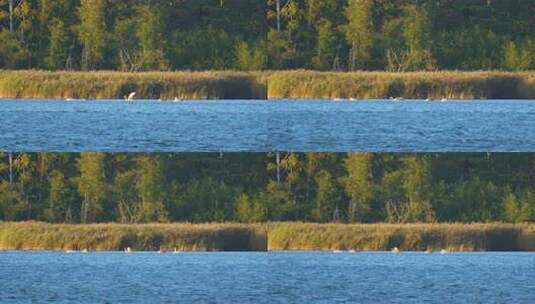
[113,170,137,223]
[311,19,337,70]
[344,0,374,70]
[519,190,534,222]
[402,5,435,70]
[77,152,106,223]
[113,17,139,71]
[45,18,69,69]
[267,28,296,69]
[343,153,374,222]
[235,40,267,71]
[44,170,71,222]
[503,39,534,71]
[502,189,521,223]
[313,169,336,222]
[0,29,27,68]
[134,156,168,223]
[235,193,267,222]
[402,156,435,222]
[78,0,107,70]
[0,180,25,220]
[135,5,168,71]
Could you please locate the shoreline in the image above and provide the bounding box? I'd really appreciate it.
[1,222,533,252]
[0,70,533,100]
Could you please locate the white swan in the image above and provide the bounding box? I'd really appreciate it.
[440,249,449,254]
[124,247,132,253]
[391,247,400,254]
[125,92,136,101]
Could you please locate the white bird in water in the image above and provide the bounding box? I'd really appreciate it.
[81,249,88,253]
[124,247,132,253]
[125,92,136,101]
[440,98,448,102]
[391,247,400,254]
[440,249,449,254]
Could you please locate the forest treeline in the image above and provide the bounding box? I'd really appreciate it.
[1,153,534,224]
[0,0,533,71]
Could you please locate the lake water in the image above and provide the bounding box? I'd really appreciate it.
[0,251,534,303]
[1,99,535,152]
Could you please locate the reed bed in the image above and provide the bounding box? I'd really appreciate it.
[0,222,267,251]
[267,70,535,99]
[0,70,533,100]
[267,222,535,252]
[0,70,266,100]
[0,222,533,252]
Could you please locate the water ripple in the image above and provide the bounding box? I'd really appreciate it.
[0,99,534,152]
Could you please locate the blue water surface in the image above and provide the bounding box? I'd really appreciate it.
[1,99,535,151]
[0,251,534,303]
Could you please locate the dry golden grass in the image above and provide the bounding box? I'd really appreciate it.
[0,70,533,99]
[0,221,533,252]
[267,70,535,99]
[0,222,267,251]
[267,222,535,252]
[0,70,266,99]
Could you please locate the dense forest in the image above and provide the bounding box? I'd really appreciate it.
[0,0,533,71]
[0,153,534,224]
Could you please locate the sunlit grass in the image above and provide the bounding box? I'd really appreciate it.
[267,222,535,251]
[267,70,535,99]
[0,70,533,100]
[0,70,266,100]
[0,221,267,251]
[0,221,533,252]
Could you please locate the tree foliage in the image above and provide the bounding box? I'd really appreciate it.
[1,153,535,224]
[0,0,532,71]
